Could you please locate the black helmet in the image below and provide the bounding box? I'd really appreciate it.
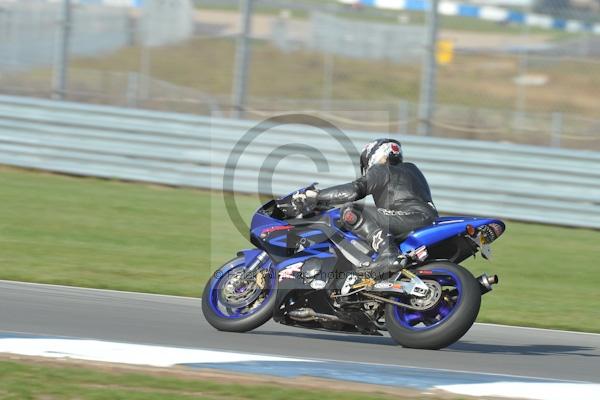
[359,138,403,176]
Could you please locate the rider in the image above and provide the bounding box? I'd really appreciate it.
[297,138,438,278]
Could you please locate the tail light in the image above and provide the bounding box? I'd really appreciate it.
[466,224,476,237]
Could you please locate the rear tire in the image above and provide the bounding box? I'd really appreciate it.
[202,256,277,332]
[385,262,481,350]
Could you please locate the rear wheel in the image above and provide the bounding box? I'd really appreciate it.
[202,256,277,332]
[385,262,481,350]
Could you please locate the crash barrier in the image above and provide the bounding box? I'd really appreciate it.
[339,0,600,34]
[0,94,599,229]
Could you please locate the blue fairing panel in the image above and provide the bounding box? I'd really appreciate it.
[250,211,285,233]
[276,253,336,271]
[399,216,505,253]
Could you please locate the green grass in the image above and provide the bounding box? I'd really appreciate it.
[0,168,209,296]
[0,359,413,400]
[10,35,599,123]
[1,166,599,332]
[64,37,599,117]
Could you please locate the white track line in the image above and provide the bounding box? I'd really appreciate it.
[437,382,600,400]
[2,331,597,400]
[0,329,592,384]
[0,336,312,367]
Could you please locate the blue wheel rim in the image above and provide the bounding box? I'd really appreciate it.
[392,269,463,331]
[208,258,275,319]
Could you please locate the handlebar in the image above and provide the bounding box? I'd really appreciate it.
[275,183,327,218]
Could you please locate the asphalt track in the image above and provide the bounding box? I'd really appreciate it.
[1,280,599,383]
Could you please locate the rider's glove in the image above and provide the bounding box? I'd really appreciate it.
[305,190,318,199]
[292,190,318,209]
[292,190,318,202]
[292,191,307,203]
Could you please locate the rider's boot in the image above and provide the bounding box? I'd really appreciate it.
[357,230,404,280]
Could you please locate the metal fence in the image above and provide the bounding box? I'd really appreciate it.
[2,68,599,151]
[308,12,425,63]
[0,0,193,71]
[2,2,599,149]
[0,2,132,71]
[1,95,599,229]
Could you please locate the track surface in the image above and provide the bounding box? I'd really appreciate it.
[1,280,599,383]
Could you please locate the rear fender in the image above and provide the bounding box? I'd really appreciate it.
[400,217,505,253]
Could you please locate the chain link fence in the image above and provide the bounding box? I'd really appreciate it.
[0,0,194,71]
[2,66,598,149]
[0,2,133,71]
[0,0,598,150]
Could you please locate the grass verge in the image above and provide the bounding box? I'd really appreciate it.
[1,166,599,332]
[0,356,436,400]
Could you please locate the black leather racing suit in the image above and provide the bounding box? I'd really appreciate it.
[316,162,438,272]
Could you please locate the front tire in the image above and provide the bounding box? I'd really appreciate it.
[385,262,481,350]
[202,256,277,332]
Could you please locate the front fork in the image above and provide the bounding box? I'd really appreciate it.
[239,250,269,281]
[245,251,268,273]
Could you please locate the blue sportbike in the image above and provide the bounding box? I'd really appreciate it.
[202,184,505,349]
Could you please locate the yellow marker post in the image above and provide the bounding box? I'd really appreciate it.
[437,40,454,65]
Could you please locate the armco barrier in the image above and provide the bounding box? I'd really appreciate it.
[0,95,599,229]
[338,0,600,34]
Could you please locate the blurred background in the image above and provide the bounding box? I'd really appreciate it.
[1,3,599,397]
[0,0,599,331]
[1,0,599,149]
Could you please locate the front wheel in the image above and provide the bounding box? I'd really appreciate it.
[385,262,481,350]
[202,256,277,332]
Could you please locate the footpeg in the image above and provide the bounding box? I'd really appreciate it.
[351,278,375,290]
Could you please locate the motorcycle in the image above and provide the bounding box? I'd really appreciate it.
[202,184,505,349]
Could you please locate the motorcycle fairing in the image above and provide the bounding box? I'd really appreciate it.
[276,252,336,272]
[249,193,503,268]
[400,217,505,253]
[250,203,286,233]
[272,254,339,323]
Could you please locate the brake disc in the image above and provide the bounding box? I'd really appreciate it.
[218,268,264,308]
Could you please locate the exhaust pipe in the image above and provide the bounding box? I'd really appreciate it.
[477,273,499,294]
[288,308,345,323]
